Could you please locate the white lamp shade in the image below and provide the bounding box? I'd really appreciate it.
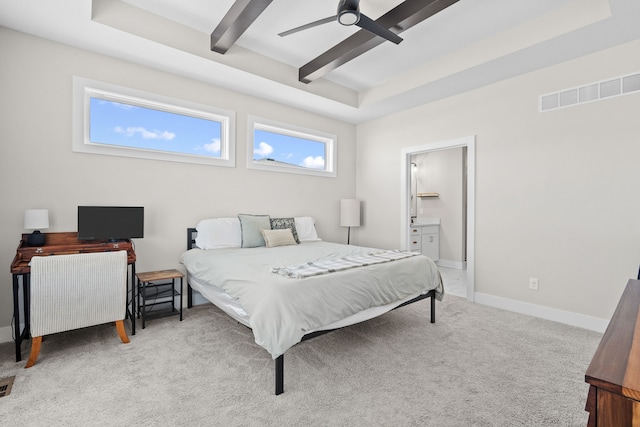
[24,209,50,230]
[340,199,361,227]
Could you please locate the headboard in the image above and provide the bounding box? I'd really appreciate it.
[187,227,197,250]
[185,227,198,308]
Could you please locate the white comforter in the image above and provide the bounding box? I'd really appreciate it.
[180,241,443,358]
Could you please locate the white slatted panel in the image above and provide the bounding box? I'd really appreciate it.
[30,251,128,337]
[540,71,640,112]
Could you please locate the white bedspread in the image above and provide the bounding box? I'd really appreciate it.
[180,241,443,359]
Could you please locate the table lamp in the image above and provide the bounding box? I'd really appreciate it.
[24,209,49,246]
[340,199,360,245]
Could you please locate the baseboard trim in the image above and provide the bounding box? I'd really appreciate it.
[474,292,608,333]
[436,259,466,269]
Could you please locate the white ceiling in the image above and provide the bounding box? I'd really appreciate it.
[1,0,639,123]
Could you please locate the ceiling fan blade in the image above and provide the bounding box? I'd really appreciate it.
[278,15,337,37]
[355,13,403,44]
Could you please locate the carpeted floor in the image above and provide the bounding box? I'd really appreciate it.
[0,295,602,426]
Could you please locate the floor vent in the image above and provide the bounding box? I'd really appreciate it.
[540,72,640,112]
[0,376,15,398]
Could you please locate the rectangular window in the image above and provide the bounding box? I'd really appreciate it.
[248,116,336,177]
[73,76,235,167]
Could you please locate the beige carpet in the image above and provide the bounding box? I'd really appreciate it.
[0,295,601,426]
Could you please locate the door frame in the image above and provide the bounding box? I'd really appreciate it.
[400,136,475,301]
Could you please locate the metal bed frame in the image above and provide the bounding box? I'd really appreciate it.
[185,227,437,395]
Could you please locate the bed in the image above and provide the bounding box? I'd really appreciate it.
[180,216,444,395]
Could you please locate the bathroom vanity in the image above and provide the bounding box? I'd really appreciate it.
[409,218,440,261]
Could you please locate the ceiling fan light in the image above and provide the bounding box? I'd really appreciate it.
[338,10,359,26]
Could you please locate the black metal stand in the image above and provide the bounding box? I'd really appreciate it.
[128,263,136,335]
[275,355,284,395]
[137,274,183,329]
[12,273,31,362]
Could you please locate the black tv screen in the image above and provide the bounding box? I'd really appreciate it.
[78,206,144,241]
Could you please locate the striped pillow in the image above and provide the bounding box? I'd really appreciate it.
[260,228,298,248]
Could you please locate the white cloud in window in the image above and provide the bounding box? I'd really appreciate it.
[254,141,273,157]
[301,156,324,169]
[114,126,175,140]
[203,139,221,153]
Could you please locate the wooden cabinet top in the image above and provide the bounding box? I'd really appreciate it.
[136,269,184,283]
[10,232,136,274]
[585,279,640,402]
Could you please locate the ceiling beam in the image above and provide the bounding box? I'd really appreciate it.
[210,0,273,54]
[299,0,460,83]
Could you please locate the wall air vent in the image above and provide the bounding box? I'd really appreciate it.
[540,71,640,112]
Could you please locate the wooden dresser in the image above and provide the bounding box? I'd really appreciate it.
[585,279,640,426]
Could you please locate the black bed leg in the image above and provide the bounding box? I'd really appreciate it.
[430,292,435,323]
[275,355,284,395]
[187,282,193,308]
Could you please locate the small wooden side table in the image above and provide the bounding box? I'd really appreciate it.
[136,269,184,329]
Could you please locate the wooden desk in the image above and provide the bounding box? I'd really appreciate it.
[10,232,136,362]
[585,279,640,426]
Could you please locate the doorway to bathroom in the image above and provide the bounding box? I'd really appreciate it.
[400,136,475,301]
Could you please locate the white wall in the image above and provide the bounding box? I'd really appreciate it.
[4,25,640,338]
[356,38,640,322]
[0,28,357,338]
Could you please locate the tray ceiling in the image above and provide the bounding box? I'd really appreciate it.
[1,0,639,123]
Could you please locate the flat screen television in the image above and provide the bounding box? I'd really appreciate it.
[77,206,144,241]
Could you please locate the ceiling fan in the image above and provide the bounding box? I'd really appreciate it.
[278,0,403,44]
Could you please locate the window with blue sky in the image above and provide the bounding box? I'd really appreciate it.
[89,98,223,158]
[249,116,336,178]
[253,129,325,169]
[73,76,235,167]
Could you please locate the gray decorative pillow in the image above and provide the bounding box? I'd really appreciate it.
[238,214,271,248]
[270,217,300,243]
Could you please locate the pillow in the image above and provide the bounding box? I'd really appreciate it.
[238,214,271,248]
[195,218,241,249]
[270,217,300,243]
[294,216,321,242]
[260,228,297,248]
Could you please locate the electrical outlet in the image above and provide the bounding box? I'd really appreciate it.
[529,277,539,290]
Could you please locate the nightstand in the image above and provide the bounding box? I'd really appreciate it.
[136,269,184,328]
